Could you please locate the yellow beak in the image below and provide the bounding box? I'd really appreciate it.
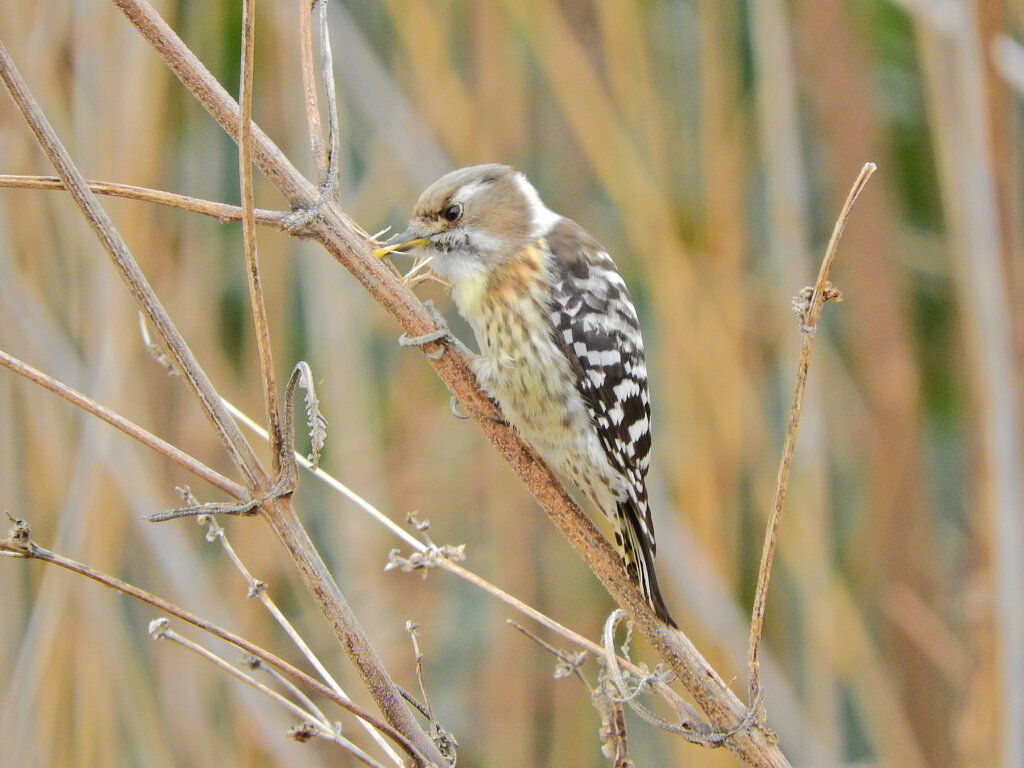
[374,237,429,259]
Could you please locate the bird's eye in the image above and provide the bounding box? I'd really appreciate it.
[441,203,463,223]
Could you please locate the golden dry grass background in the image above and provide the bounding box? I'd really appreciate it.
[1,1,1022,766]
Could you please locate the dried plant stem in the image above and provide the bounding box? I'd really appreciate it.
[0,175,291,227]
[1,32,443,766]
[237,0,282,469]
[307,0,340,189]
[149,621,388,768]
[747,163,876,712]
[0,528,424,765]
[0,349,245,499]
[282,0,341,231]
[298,0,328,172]
[0,38,266,492]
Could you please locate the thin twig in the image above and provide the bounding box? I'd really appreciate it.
[406,623,433,725]
[315,0,341,196]
[149,621,387,768]
[403,622,458,765]
[298,0,327,172]
[244,655,333,732]
[0,523,425,765]
[0,36,267,492]
[0,175,291,227]
[237,0,282,470]
[199,513,405,767]
[0,349,246,500]
[508,622,589,684]
[149,620,323,722]
[747,162,876,715]
[284,0,341,231]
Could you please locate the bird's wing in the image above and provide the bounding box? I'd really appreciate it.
[544,218,655,550]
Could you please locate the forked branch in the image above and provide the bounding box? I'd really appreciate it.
[0,519,423,765]
[0,33,446,767]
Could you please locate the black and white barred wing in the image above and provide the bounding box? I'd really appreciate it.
[544,219,655,550]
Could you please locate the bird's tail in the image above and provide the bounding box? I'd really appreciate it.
[615,500,677,628]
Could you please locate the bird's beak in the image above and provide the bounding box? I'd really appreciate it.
[374,233,430,259]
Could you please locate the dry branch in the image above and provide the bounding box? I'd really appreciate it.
[0,32,445,767]
[0,349,245,499]
[0,175,291,226]
[0,521,423,765]
[747,163,876,713]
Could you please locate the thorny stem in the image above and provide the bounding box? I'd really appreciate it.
[746,163,876,715]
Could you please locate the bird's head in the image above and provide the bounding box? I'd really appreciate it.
[375,164,560,285]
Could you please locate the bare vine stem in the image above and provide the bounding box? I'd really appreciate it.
[746,163,877,715]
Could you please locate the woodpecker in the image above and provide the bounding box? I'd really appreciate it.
[379,164,675,626]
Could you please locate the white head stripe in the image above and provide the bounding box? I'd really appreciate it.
[513,172,562,238]
[453,177,492,204]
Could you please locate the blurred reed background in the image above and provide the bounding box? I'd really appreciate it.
[1,0,1022,766]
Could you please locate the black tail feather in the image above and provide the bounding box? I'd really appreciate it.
[617,500,677,628]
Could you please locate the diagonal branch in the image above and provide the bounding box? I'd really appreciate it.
[0,524,424,766]
[0,37,267,493]
[0,349,245,500]
[0,30,445,767]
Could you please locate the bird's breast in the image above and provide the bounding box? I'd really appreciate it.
[459,246,591,458]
